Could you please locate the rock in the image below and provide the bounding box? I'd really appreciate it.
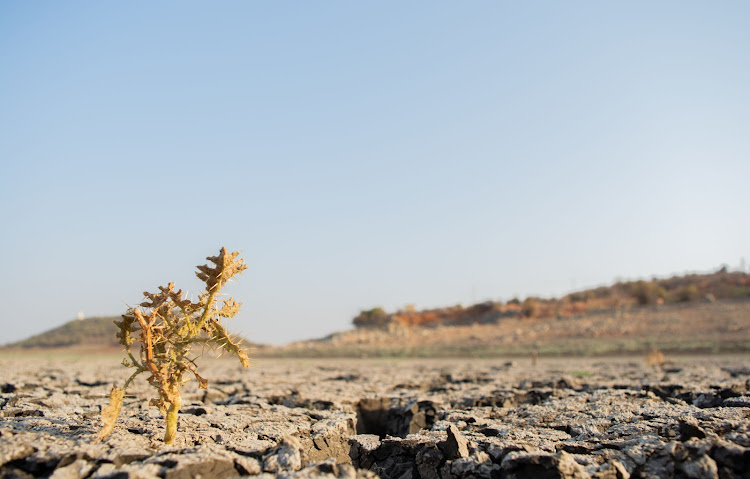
[501,451,588,479]
[710,439,750,477]
[693,393,723,408]
[592,460,629,479]
[442,451,499,479]
[181,406,207,416]
[676,454,718,479]
[439,426,469,460]
[0,439,35,467]
[202,388,228,404]
[165,456,237,479]
[49,459,95,479]
[2,409,44,418]
[349,435,381,469]
[264,436,303,473]
[282,459,378,478]
[679,419,707,440]
[235,455,262,475]
[366,436,424,479]
[1,383,16,393]
[722,396,750,408]
[416,446,443,479]
[304,415,356,464]
[91,462,163,478]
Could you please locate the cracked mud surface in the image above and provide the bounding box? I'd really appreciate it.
[1,355,749,478]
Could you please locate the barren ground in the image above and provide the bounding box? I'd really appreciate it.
[1,353,749,478]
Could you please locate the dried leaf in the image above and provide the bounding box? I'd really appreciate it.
[195,247,247,292]
[209,320,251,368]
[216,299,241,319]
[149,397,166,413]
[97,387,125,440]
[194,371,208,389]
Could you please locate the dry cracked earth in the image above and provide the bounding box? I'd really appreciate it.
[0,354,749,479]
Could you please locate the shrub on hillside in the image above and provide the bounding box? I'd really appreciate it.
[353,307,391,329]
[521,298,538,318]
[676,284,699,302]
[630,281,667,306]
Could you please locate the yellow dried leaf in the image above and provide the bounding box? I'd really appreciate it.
[194,371,208,389]
[97,387,125,440]
[216,299,241,319]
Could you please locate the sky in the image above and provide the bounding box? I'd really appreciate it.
[1,1,749,346]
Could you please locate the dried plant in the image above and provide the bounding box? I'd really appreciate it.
[98,247,250,445]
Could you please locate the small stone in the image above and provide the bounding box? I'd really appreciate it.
[307,415,356,463]
[112,447,153,467]
[288,459,369,478]
[235,455,262,475]
[594,460,630,479]
[722,396,750,408]
[202,388,228,404]
[480,426,503,437]
[502,450,588,479]
[439,426,469,460]
[0,439,35,467]
[693,394,722,408]
[709,440,749,475]
[676,454,718,479]
[93,463,163,478]
[263,436,302,473]
[444,451,499,478]
[678,419,707,440]
[181,406,207,416]
[163,456,237,479]
[348,434,381,469]
[49,459,95,479]
[89,463,117,478]
[416,446,443,479]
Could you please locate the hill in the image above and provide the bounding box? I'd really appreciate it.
[7,316,121,348]
[5,315,265,352]
[277,268,750,357]
[283,299,750,357]
[352,268,750,329]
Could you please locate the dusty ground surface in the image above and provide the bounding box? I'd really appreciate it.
[1,354,749,478]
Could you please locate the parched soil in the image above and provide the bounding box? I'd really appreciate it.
[1,354,749,478]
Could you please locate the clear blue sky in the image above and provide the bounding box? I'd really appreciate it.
[1,2,748,345]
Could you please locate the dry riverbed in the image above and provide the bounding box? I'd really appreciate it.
[1,354,749,478]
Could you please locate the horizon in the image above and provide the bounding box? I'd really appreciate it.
[2,2,749,346]
[8,262,746,347]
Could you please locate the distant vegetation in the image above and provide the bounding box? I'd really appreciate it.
[352,307,390,329]
[353,268,750,329]
[8,316,121,348]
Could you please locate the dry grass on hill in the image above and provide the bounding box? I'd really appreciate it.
[279,299,750,357]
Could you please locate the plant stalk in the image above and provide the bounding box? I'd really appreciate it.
[163,394,182,445]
